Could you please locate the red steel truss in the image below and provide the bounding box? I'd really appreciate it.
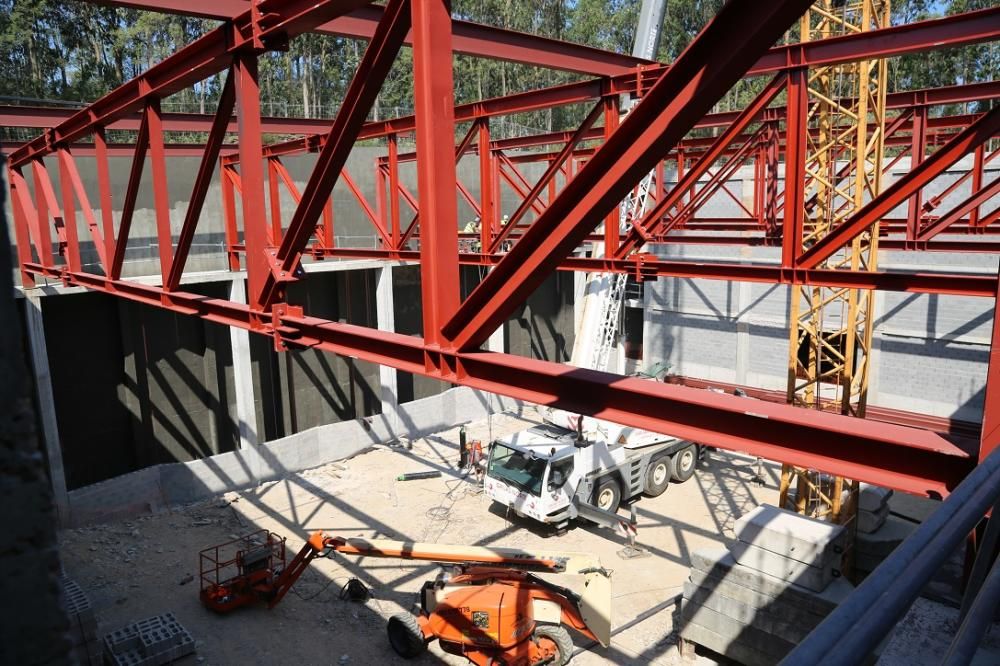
[6,1,1000,498]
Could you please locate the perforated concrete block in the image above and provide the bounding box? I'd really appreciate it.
[734,504,846,567]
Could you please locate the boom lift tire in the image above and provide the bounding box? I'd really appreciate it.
[387,612,427,659]
[670,445,698,482]
[592,477,621,513]
[533,624,574,666]
[643,454,671,497]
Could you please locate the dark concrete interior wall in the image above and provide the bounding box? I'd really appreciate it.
[505,270,575,362]
[250,269,381,440]
[392,264,575,399]
[41,283,239,490]
[391,265,451,402]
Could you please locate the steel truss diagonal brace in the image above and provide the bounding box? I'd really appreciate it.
[256,0,412,310]
[442,0,816,351]
[798,106,1000,269]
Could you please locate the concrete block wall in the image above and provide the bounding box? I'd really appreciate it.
[643,156,999,421]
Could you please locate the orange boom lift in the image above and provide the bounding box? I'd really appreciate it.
[199,530,612,666]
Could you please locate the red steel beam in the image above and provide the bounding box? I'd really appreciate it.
[306,247,998,297]
[8,0,373,168]
[443,0,818,351]
[84,0,648,76]
[258,0,412,310]
[616,74,786,258]
[17,260,978,496]
[918,176,1000,242]
[410,0,460,348]
[798,107,1000,269]
[256,10,1000,156]
[165,68,236,291]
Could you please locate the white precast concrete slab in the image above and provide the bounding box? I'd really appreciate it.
[729,540,837,592]
[734,503,846,567]
[691,548,853,614]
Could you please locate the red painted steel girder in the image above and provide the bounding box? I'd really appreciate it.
[443,0,819,351]
[309,247,998,298]
[8,0,374,168]
[83,0,648,76]
[4,79,993,149]
[918,176,1000,242]
[798,107,1000,269]
[255,11,1000,163]
[256,0,412,310]
[13,261,977,497]
[0,105,334,134]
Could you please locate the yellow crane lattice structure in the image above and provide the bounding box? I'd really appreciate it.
[779,0,891,525]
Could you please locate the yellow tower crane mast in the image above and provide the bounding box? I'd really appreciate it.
[779,0,891,527]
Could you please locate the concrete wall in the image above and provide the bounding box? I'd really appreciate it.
[643,157,1000,422]
[252,269,381,440]
[65,386,523,526]
[6,146,546,283]
[0,156,72,665]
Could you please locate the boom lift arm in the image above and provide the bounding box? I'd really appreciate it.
[199,531,613,654]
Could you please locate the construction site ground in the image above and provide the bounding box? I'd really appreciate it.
[58,408,985,665]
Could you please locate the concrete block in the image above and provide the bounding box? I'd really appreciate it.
[692,548,852,604]
[105,613,195,666]
[681,601,797,658]
[856,515,917,557]
[688,565,854,622]
[680,620,776,666]
[858,483,893,512]
[730,540,837,591]
[735,504,846,567]
[682,581,822,639]
[858,502,890,534]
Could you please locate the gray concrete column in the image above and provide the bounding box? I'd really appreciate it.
[24,294,70,525]
[228,279,259,452]
[376,265,400,435]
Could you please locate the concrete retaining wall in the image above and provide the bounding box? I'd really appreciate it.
[66,386,523,526]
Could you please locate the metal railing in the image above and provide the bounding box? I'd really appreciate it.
[783,445,1000,665]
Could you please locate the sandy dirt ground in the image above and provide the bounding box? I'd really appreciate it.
[57,407,995,665]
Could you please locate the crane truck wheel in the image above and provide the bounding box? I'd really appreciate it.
[670,445,698,482]
[532,623,574,666]
[643,455,671,497]
[592,478,622,513]
[387,612,427,659]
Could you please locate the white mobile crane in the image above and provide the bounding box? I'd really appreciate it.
[484,1,703,536]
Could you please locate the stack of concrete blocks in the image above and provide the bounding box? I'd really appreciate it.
[103,613,195,666]
[61,575,102,665]
[680,504,857,665]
